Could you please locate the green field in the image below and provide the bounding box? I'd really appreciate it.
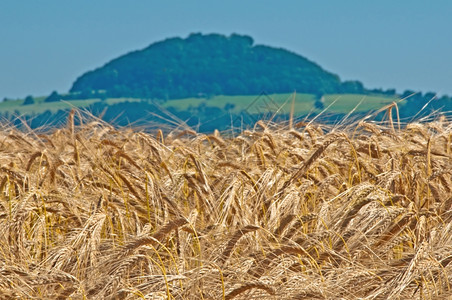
[160,93,319,114]
[0,93,399,116]
[0,97,145,114]
[322,94,399,113]
[161,93,399,116]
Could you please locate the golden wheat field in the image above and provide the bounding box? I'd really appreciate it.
[1,109,452,299]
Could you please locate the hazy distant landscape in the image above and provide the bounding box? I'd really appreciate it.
[0,91,400,131]
[2,33,449,132]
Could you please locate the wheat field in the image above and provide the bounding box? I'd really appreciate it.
[0,109,451,299]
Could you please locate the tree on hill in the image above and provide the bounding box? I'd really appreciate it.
[23,95,35,105]
[340,81,364,94]
[70,33,355,100]
[314,97,325,110]
[45,91,61,102]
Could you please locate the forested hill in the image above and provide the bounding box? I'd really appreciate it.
[70,33,366,99]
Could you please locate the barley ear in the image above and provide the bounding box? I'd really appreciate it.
[218,225,259,265]
[225,282,275,300]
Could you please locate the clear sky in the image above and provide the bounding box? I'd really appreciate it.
[1,0,451,99]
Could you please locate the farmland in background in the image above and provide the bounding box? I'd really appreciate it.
[0,92,399,131]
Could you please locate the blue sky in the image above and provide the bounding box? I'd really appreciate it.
[1,1,451,99]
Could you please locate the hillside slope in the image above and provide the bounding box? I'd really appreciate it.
[70,33,364,99]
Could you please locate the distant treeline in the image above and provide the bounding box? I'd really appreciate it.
[3,89,452,133]
[3,100,283,132]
